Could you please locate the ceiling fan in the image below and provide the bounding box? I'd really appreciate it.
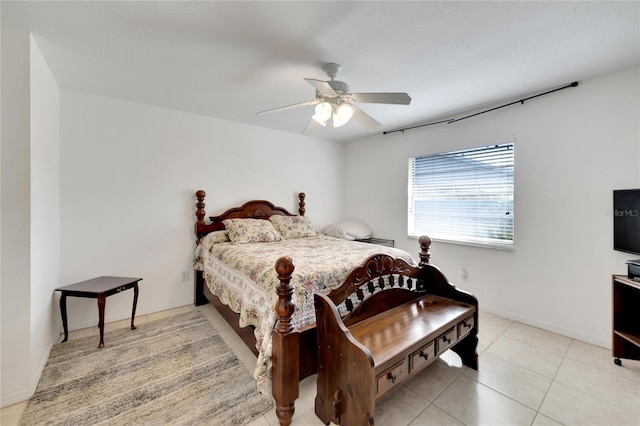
[256,63,411,130]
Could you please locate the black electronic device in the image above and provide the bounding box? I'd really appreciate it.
[613,189,640,256]
[627,260,640,280]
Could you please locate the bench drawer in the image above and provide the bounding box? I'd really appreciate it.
[436,327,457,354]
[376,362,406,396]
[458,315,475,339]
[410,341,435,373]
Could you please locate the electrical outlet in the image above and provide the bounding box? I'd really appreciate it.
[181,271,189,282]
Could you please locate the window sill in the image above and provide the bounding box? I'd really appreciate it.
[408,235,514,251]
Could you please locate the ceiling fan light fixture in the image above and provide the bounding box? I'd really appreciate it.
[312,102,332,126]
[332,103,354,128]
[258,63,411,132]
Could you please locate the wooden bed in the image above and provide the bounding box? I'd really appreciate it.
[193,190,440,426]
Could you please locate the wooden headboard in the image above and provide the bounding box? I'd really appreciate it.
[194,190,306,241]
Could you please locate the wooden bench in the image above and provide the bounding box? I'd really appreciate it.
[314,249,478,426]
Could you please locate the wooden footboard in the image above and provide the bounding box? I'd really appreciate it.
[270,237,438,426]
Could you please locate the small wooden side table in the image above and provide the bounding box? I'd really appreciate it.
[55,276,142,348]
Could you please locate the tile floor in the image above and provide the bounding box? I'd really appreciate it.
[2,304,639,426]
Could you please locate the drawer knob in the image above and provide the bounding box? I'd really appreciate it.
[387,372,397,383]
[419,351,429,360]
[463,321,472,329]
[442,335,451,344]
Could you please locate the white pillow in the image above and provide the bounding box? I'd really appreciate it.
[321,220,373,240]
[321,223,355,240]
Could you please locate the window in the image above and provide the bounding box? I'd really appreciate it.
[408,142,514,249]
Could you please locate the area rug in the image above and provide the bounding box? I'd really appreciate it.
[19,310,272,425]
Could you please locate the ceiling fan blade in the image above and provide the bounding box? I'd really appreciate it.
[350,92,411,105]
[304,78,337,98]
[351,105,383,130]
[256,99,321,116]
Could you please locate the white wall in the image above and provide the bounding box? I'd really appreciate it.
[1,8,33,406]
[29,35,62,392]
[59,90,346,329]
[345,66,640,348]
[1,26,62,409]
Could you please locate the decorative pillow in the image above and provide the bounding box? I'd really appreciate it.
[222,218,282,244]
[321,220,373,240]
[196,231,230,261]
[207,230,230,245]
[269,215,317,239]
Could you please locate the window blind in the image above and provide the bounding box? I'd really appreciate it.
[408,142,514,248]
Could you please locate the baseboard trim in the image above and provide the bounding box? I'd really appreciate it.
[480,304,610,349]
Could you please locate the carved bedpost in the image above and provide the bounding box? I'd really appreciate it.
[418,235,432,267]
[196,190,206,224]
[194,190,208,305]
[298,192,306,216]
[275,257,295,334]
[272,257,299,426]
[195,190,207,243]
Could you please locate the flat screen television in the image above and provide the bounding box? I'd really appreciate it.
[613,189,640,256]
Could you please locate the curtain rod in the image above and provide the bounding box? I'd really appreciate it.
[383,81,579,136]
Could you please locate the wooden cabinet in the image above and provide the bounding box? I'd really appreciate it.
[612,275,640,365]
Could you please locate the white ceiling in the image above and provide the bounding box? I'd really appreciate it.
[6,1,640,142]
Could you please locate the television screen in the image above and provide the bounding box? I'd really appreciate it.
[613,189,640,256]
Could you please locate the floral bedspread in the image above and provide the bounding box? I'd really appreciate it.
[194,233,416,394]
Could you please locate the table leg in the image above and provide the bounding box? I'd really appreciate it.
[60,292,69,343]
[97,294,106,348]
[131,282,139,330]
